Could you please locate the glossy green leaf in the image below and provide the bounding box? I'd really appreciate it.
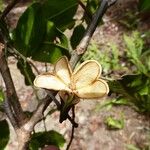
[32,42,70,63]
[17,59,35,86]
[0,120,10,149]
[41,0,78,30]
[13,2,46,56]
[29,130,65,149]
[71,24,85,49]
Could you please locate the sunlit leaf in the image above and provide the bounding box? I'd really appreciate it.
[141,50,150,72]
[105,116,124,129]
[13,1,69,63]
[13,3,46,56]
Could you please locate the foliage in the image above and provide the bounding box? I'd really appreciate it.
[105,115,124,130]
[83,42,124,75]
[12,1,73,62]
[109,32,150,113]
[124,31,149,75]
[118,11,139,29]
[0,120,10,150]
[95,98,129,111]
[109,74,150,113]
[0,88,4,103]
[126,144,140,150]
[139,0,150,12]
[0,0,149,149]
[88,31,150,113]
[29,130,65,149]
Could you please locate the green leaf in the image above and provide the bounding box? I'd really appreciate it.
[13,2,46,56]
[42,0,78,30]
[0,120,10,149]
[124,32,143,60]
[105,116,124,130]
[17,59,35,86]
[141,50,150,72]
[109,74,150,113]
[29,130,65,149]
[83,0,100,24]
[71,24,85,49]
[0,89,4,103]
[139,0,150,12]
[95,98,129,111]
[32,42,70,63]
[126,144,140,150]
[13,3,70,61]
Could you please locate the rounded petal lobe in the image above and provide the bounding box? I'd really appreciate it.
[72,60,102,89]
[34,74,71,92]
[54,56,72,85]
[74,79,109,99]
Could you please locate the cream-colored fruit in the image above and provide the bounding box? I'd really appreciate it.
[34,56,109,99]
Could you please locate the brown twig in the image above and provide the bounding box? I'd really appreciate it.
[1,0,20,20]
[3,96,18,128]
[25,95,53,132]
[70,0,117,68]
[0,43,26,127]
[66,106,76,150]
[8,46,40,75]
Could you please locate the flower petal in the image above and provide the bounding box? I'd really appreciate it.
[72,60,102,89]
[74,79,109,99]
[54,56,72,85]
[34,73,71,92]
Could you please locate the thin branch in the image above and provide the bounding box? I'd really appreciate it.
[70,0,117,68]
[8,46,40,75]
[3,96,18,128]
[0,43,26,127]
[66,106,76,150]
[1,0,20,20]
[23,95,53,132]
[28,59,40,75]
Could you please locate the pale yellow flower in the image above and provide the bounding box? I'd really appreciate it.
[34,56,109,99]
